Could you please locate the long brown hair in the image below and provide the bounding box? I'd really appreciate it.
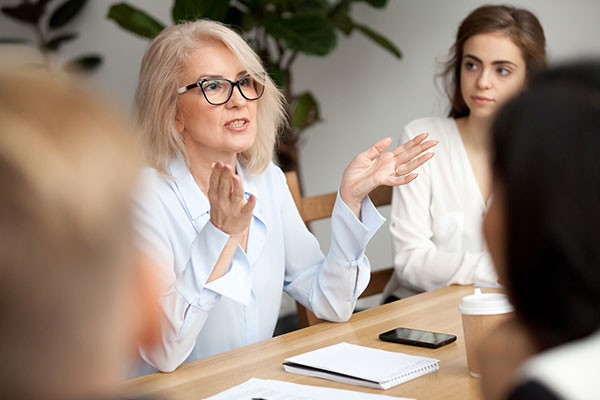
[441,5,547,118]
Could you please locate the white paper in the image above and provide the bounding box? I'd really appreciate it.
[284,342,439,386]
[201,377,413,400]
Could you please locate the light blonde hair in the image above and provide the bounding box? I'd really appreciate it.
[135,19,287,176]
[0,65,140,399]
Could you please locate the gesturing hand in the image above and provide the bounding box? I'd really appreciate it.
[208,162,255,238]
[340,133,437,218]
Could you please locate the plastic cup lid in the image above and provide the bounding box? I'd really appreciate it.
[459,288,514,315]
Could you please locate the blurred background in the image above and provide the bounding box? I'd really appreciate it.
[2,0,599,323]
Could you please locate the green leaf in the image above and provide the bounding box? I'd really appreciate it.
[1,1,49,25]
[64,54,102,73]
[287,0,330,14]
[172,0,230,23]
[354,23,401,58]
[265,15,336,56]
[292,91,320,130]
[349,0,387,8]
[44,32,77,51]
[266,64,286,89]
[107,3,165,39]
[48,0,87,29]
[223,5,255,33]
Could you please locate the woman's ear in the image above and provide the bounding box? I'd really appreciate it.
[132,253,163,350]
[174,110,184,134]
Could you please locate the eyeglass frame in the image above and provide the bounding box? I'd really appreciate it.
[177,74,265,105]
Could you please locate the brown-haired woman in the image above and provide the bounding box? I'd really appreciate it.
[383,5,547,301]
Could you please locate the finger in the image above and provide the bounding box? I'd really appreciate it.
[209,161,223,198]
[395,152,434,176]
[363,137,393,160]
[241,194,256,215]
[391,133,429,156]
[394,172,418,186]
[231,174,245,203]
[219,164,234,200]
[395,139,438,162]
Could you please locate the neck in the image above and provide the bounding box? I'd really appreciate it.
[457,114,493,150]
[186,147,238,195]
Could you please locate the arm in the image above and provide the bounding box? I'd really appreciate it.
[281,171,385,321]
[389,128,497,292]
[135,165,254,372]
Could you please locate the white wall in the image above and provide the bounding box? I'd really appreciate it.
[3,0,600,311]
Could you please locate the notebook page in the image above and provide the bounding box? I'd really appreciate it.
[284,342,438,383]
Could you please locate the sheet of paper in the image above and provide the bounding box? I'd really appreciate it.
[201,377,413,400]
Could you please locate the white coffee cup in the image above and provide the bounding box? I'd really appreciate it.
[459,288,514,377]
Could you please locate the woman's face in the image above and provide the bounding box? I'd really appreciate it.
[175,44,258,161]
[483,181,508,284]
[460,32,526,120]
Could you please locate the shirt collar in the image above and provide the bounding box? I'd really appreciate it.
[168,154,262,221]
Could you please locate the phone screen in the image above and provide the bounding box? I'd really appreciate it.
[379,327,457,348]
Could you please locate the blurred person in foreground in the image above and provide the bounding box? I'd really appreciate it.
[0,64,161,400]
[479,61,600,400]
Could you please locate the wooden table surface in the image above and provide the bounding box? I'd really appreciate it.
[123,285,497,399]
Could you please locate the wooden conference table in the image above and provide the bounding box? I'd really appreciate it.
[123,285,497,399]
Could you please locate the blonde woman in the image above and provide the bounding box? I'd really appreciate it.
[134,20,436,372]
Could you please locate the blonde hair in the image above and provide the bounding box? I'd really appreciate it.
[135,20,287,176]
[0,65,139,399]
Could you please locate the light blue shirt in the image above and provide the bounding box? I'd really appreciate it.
[134,155,385,372]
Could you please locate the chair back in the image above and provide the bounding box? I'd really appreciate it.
[284,171,394,327]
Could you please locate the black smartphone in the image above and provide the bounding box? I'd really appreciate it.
[379,327,457,349]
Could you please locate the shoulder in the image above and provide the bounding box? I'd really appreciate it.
[402,116,457,142]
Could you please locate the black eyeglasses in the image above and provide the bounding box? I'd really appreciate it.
[177,74,265,105]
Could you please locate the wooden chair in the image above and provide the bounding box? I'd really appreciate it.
[285,171,394,327]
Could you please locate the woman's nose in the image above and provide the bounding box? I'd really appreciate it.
[226,86,247,108]
[477,70,493,90]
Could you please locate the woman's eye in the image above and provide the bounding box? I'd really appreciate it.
[497,67,511,76]
[239,77,252,87]
[464,62,478,71]
[203,81,223,92]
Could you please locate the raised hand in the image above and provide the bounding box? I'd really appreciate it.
[340,134,437,218]
[208,162,255,238]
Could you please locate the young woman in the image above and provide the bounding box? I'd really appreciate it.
[383,5,547,300]
[479,61,600,400]
[132,20,436,372]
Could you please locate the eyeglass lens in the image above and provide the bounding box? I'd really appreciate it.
[200,76,264,105]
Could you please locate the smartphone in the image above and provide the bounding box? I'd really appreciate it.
[379,327,457,349]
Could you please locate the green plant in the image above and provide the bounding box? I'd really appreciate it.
[0,0,102,73]
[107,0,401,172]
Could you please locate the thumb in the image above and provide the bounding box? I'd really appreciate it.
[363,137,393,160]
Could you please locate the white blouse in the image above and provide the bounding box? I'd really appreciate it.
[383,117,497,299]
[134,155,385,373]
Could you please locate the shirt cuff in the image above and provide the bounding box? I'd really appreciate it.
[329,191,385,263]
[204,246,252,306]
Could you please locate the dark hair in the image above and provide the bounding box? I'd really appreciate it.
[442,4,547,118]
[491,61,600,350]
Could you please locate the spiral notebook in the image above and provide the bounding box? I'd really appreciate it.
[283,342,439,390]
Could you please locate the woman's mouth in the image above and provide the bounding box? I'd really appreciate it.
[225,119,249,130]
[472,96,494,105]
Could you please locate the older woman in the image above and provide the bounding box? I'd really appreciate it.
[133,20,436,373]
